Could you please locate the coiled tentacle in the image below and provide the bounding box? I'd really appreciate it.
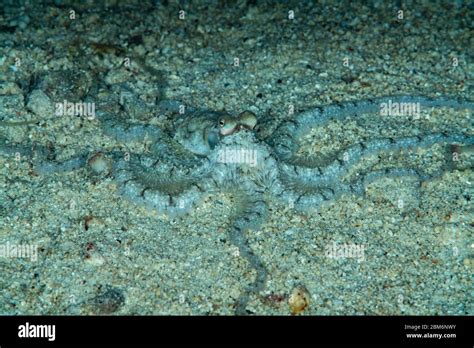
[278,133,474,187]
[112,152,212,216]
[269,96,472,212]
[269,95,473,163]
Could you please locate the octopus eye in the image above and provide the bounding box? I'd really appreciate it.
[219,119,225,127]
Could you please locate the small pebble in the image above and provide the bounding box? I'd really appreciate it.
[288,285,310,315]
[87,152,113,175]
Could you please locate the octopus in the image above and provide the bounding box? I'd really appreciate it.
[173,109,258,156]
[1,73,473,315]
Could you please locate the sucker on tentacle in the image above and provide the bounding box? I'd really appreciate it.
[113,152,213,216]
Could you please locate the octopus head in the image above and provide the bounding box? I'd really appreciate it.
[217,111,258,137]
[218,115,239,136]
[237,111,257,130]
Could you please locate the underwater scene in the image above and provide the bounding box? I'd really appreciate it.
[0,0,472,315]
